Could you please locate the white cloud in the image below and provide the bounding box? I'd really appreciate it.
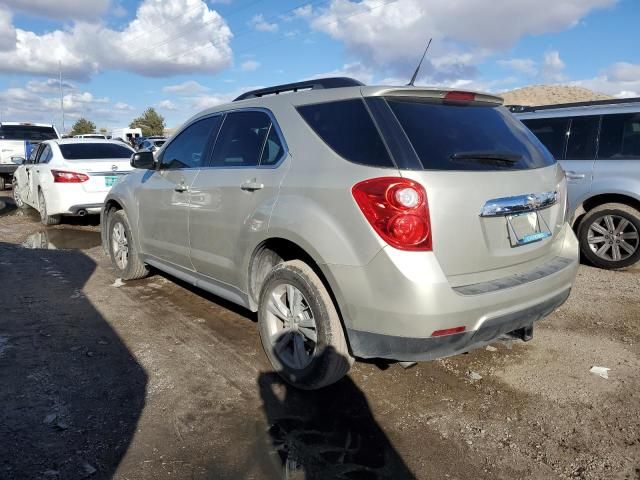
[498,58,538,76]
[606,62,640,83]
[293,5,313,18]
[240,60,260,71]
[163,80,210,95]
[157,100,178,111]
[309,62,374,84]
[250,14,278,32]
[571,62,640,98]
[0,0,111,20]
[308,0,615,81]
[0,7,15,51]
[0,0,233,80]
[114,102,134,111]
[541,50,566,82]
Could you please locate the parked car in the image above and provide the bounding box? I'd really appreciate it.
[139,138,166,153]
[513,98,640,269]
[13,139,135,225]
[102,77,579,389]
[0,122,60,190]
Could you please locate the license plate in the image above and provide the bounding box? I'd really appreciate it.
[105,176,118,187]
[506,211,552,247]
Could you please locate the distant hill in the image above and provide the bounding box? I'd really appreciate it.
[500,85,613,106]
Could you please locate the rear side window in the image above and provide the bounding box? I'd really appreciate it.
[39,145,53,163]
[161,116,221,169]
[521,117,568,159]
[598,113,640,159]
[59,143,133,160]
[566,116,599,160]
[388,99,555,170]
[297,99,394,168]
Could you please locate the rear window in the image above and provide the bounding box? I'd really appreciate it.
[59,143,133,160]
[297,99,394,168]
[387,99,555,170]
[0,125,58,141]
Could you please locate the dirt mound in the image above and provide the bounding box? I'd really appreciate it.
[501,85,613,106]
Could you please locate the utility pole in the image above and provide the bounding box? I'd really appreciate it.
[59,61,65,133]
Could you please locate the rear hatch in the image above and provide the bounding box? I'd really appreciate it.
[367,91,566,282]
[58,142,134,193]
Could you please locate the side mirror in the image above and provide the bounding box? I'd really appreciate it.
[131,151,156,170]
[11,156,25,165]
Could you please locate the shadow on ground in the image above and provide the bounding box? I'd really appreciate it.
[0,242,147,479]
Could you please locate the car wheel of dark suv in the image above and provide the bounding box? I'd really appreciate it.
[578,203,640,269]
[258,260,353,390]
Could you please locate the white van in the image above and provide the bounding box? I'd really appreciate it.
[0,122,60,190]
[513,97,640,269]
[74,134,107,139]
[109,128,142,145]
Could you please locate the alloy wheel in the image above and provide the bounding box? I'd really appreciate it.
[111,221,129,270]
[587,214,639,262]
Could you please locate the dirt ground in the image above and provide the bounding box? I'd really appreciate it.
[0,190,639,480]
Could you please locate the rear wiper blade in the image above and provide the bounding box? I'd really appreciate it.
[450,152,522,164]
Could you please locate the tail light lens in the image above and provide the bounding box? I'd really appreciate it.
[52,170,89,183]
[352,177,432,251]
[444,91,476,102]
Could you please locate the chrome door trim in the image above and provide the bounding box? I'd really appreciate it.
[480,191,558,217]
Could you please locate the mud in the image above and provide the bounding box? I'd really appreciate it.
[0,190,638,480]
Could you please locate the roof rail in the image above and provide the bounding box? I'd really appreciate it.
[507,96,640,113]
[233,77,364,101]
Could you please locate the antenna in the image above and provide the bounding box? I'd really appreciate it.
[407,38,432,86]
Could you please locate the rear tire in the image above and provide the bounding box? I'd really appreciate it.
[258,260,353,390]
[38,190,61,225]
[578,203,640,269]
[12,180,27,209]
[106,210,148,280]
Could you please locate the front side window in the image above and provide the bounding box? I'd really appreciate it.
[210,111,272,168]
[161,116,221,169]
[598,113,640,159]
[565,116,600,160]
[521,117,569,160]
[38,145,53,164]
[297,99,394,168]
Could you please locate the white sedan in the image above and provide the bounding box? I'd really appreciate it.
[12,139,135,225]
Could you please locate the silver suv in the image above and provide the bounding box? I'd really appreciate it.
[102,77,579,389]
[514,98,640,269]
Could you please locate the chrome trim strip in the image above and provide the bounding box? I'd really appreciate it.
[480,191,558,217]
[453,256,574,295]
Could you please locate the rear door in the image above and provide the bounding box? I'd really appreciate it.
[15,144,41,205]
[377,97,565,280]
[189,110,289,288]
[136,116,221,268]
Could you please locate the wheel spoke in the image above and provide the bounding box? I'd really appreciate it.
[596,243,611,258]
[612,244,622,261]
[604,215,615,232]
[620,240,636,255]
[615,218,629,234]
[621,232,639,240]
[590,223,608,236]
[298,326,317,343]
[298,316,315,328]
[269,292,290,323]
[587,236,606,245]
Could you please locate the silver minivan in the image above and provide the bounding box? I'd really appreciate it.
[102,78,579,389]
[514,98,640,269]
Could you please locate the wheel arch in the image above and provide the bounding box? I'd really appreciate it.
[572,192,640,232]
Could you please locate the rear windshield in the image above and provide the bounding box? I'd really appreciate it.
[59,143,133,160]
[386,98,556,171]
[0,125,58,141]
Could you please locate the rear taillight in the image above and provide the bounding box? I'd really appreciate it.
[51,170,89,183]
[352,177,432,251]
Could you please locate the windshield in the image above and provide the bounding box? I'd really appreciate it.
[0,125,58,141]
[386,98,556,171]
[59,143,133,160]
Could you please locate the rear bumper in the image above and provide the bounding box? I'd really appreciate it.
[45,187,109,216]
[324,223,579,361]
[347,288,570,361]
[68,203,103,215]
[0,164,17,175]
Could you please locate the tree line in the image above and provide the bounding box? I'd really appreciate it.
[69,108,166,137]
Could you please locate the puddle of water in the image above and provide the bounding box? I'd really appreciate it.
[22,229,101,251]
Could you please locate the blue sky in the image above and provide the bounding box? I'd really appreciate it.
[0,0,637,131]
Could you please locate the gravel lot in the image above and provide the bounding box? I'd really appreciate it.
[0,191,638,480]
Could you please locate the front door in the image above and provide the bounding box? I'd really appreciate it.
[189,110,289,288]
[136,116,221,268]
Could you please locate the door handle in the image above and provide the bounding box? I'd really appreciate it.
[565,171,585,181]
[241,180,264,191]
[174,184,189,193]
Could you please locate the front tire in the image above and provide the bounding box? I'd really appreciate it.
[106,210,148,280]
[12,180,28,209]
[38,190,61,225]
[258,260,353,390]
[578,203,640,269]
